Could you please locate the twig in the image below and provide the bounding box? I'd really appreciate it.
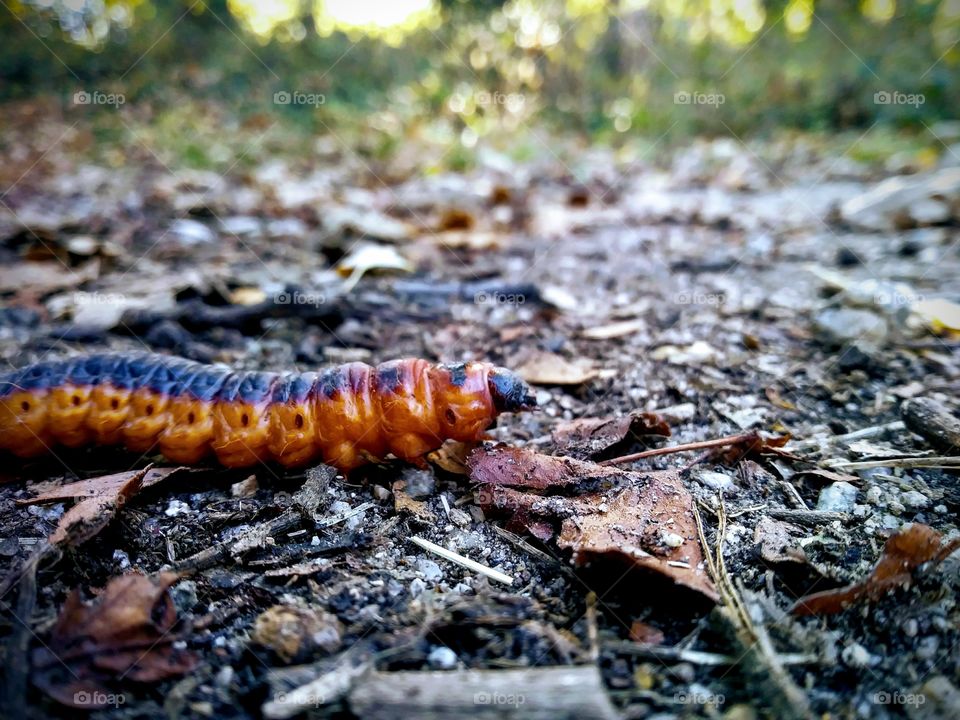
[792,421,905,449]
[599,432,758,466]
[693,499,813,719]
[827,456,960,471]
[410,536,513,585]
[767,509,848,526]
[605,642,736,666]
[491,525,562,568]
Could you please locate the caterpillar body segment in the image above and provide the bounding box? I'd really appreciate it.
[0,353,535,471]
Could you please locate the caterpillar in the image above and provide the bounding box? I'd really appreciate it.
[0,353,536,471]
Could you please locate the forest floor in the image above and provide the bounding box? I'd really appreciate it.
[1,101,960,719]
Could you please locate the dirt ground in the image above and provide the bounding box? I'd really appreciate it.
[1,107,960,719]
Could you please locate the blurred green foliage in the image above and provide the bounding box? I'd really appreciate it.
[1,0,957,146]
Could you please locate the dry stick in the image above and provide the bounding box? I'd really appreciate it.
[599,432,758,466]
[693,499,813,720]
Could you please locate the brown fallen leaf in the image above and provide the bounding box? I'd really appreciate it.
[754,517,807,565]
[552,411,671,460]
[32,572,197,708]
[580,318,646,340]
[515,351,599,386]
[791,524,960,616]
[765,385,796,410]
[0,258,100,294]
[468,445,719,604]
[629,620,666,645]
[710,430,796,465]
[19,466,187,549]
[427,440,474,475]
[392,480,437,524]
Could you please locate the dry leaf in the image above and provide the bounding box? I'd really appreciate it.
[629,620,665,645]
[912,298,960,335]
[392,480,437,524]
[580,318,646,340]
[551,411,671,459]
[20,466,186,549]
[754,517,806,565]
[427,440,474,475]
[336,243,413,291]
[0,259,99,294]
[468,445,719,604]
[515,351,599,386]
[32,572,197,707]
[791,524,960,616]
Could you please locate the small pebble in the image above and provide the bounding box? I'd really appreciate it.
[816,481,858,512]
[170,580,199,614]
[409,578,426,597]
[416,558,443,582]
[865,487,882,505]
[660,531,685,548]
[230,475,258,498]
[448,508,472,528]
[697,470,735,493]
[112,549,131,570]
[902,490,930,509]
[372,485,391,502]
[165,499,191,517]
[427,645,458,670]
[403,469,436,499]
[888,500,905,515]
[841,642,873,668]
[903,619,919,638]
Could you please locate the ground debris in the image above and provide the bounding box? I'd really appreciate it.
[551,410,671,459]
[468,445,719,603]
[347,666,619,720]
[791,523,960,616]
[901,397,960,454]
[31,572,197,708]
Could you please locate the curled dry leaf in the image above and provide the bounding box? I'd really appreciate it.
[19,466,187,549]
[32,572,197,707]
[468,445,719,604]
[710,430,796,464]
[791,524,960,616]
[515,351,599,386]
[551,411,671,460]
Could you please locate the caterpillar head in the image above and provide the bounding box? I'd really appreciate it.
[487,366,537,414]
[430,362,535,442]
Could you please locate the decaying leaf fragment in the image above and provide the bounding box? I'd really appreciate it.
[18,466,187,548]
[468,445,719,603]
[32,572,197,707]
[551,410,671,459]
[791,523,960,616]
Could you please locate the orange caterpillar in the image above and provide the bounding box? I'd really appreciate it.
[0,353,535,471]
